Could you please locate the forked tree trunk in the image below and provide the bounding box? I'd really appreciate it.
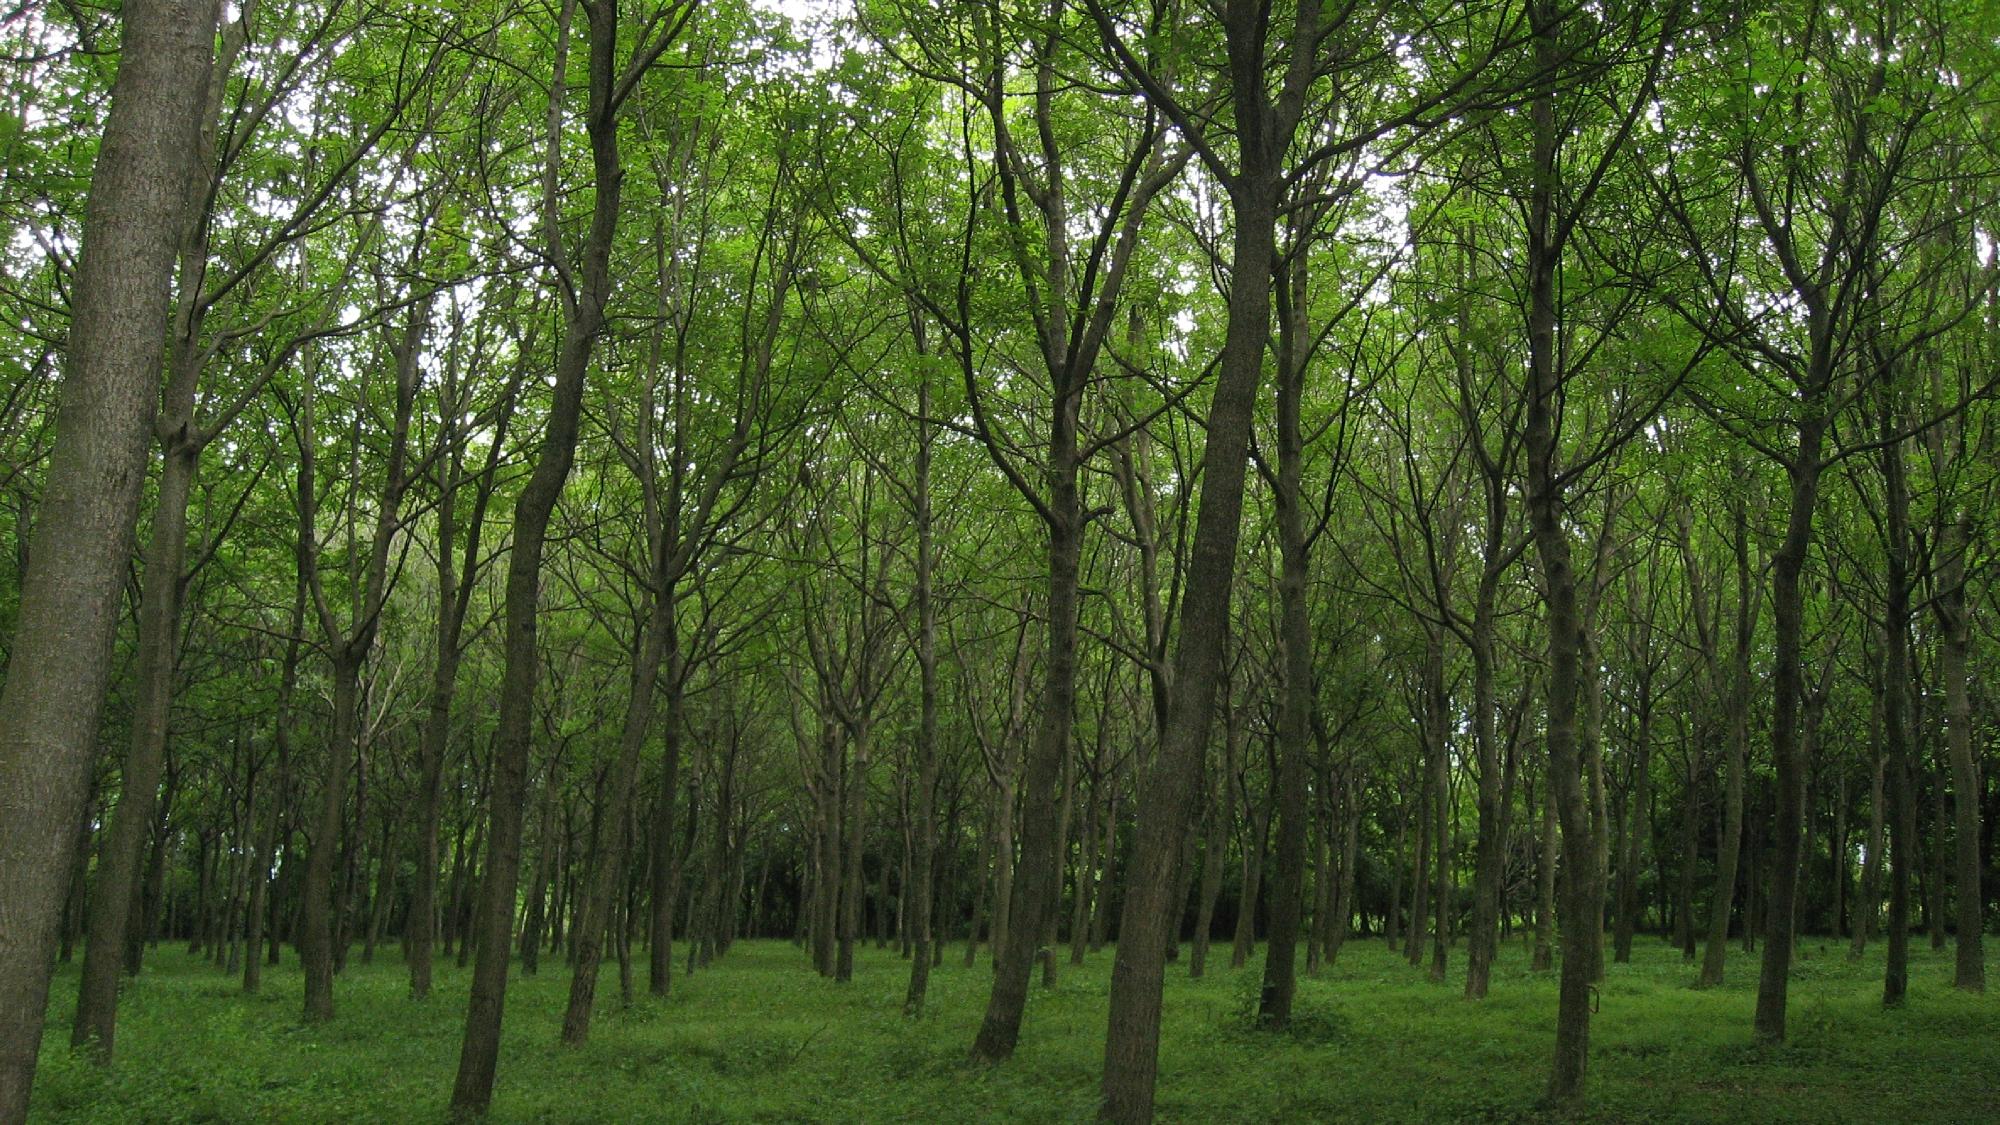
[451,0,652,1109]
[1522,5,1597,1092]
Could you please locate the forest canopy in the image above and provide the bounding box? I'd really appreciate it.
[0,0,1996,1120]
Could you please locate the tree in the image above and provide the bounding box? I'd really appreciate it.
[450,0,691,1111]
[0,0,220,1115]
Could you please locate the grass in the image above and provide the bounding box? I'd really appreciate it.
[29,932,2000,1122]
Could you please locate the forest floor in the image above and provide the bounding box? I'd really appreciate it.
[29,933,2000,1123]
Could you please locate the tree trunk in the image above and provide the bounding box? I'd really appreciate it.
[1675,757,1698,960]
[562,581,673,1043]
[361,818,396,965]
[409,572,466,999]
[649,729,691,995]
[1934,514,1982,990]
[452,2,630,1109]
[1039,758,1074,989]
[1533,780,1557,971]
[301,656,364,1022]
[1327,774,1360,965]
[522,797,562,975]
[1465,561,1507,997]
[1190,714,1239,978]
[1233,784,1271,971]
[0,0,218,1112]
[837,724,871,983]
[971,470,1082,1057]
[1099,158,1277,1121]
[1851,745,1886,958]
[74,438,198,1055]
[1406,781,1428,967]
[1522,7,1596,1090]
[1614,699,1652,963]
[1256,270,1318,1024]
[1831,770,1849,940]
[1427,633,1451,985]
[1881,425,1916,1007]
[964,803,991,967]
[904,446,939,1012]
[1699,501,1754,989]
[243,669,293,994]
[1752,422,1825,1040]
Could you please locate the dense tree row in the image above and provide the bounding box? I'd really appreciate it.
[0,0,1995,1120]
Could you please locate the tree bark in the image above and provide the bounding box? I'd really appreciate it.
[1880,410,1915,1008]
[1099,148,1276,1124]
[903,398,940,1012]
[0,3,217,1111]
[561,585,673,1042]
[1256,230,1320,1024]
[1189,715,1238,978]
[452,0,644,1108]
[1752,419,1824,1040]
[1699,501,1754,989]
[1522,4,1596,1091]
[1932,513,1982,990]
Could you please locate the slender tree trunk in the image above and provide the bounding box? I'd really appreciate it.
[1580,627,1611,983]
[74,439,197,1055]
[1465,564,1506,998]
[971,469,1081,1058]
[1256,280,1318,1024]
[1753,424,1825,1041]
[1306,800,1332,977]
[1614,699,1652,962]
[1332,779,1360,962]
[1406,782,1428,967]
[452,2,633,1108]
[1700,503,1754,989]
[1190,716,1238,979]
[1831,770,1849,939]
[810,723,837,976]
[1190,822,1226,978]
[649,733,692,994]
[360,816,393,965]
[1928,761,1948,953]
[409,584,466,999]
[1851,745,1887,958]
[1427,633,1451,985]
[1090,781,1119,952]
[1882,422,1916,1008]
[1070,780,1097,968]
[1676,757,1698,960]
[964,805,991,967]
[1039,758,1074,989]
[522,799,562,975]
[1233,791,1270,971]
[562,581,672,1043]
[837,725,872,983]
[1934,515,1982,990]
[302,657,363,1023]
[1522,8,1596,1090]
[1378,793,1405,945]
[1532,780,1556,971]
[243,688,291,995]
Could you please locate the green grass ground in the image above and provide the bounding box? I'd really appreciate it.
[29,933,2000,1123]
